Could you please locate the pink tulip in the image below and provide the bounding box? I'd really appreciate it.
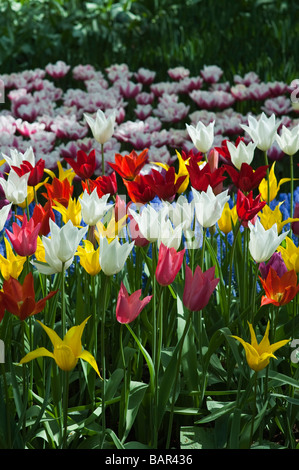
[155,243,185,286]
[183,265,219,312]
[116,282,152,324]
[5,214,40,257]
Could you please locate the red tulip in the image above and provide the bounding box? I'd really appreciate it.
[64,149,96,180]
[42,177,74,208]
[143,167,186,202]
[123,174,156,204]
[17,201,55,237]
[186,157,226,192]
[155,242,185,286]
[259,267,299,307]
[0,272,58,322]
[183,265,219,312]
[116,281,152,324]
[12,158,45,186]
[236,190,266,227]
[108,149,149,180]
[224,162,268,193]
[82,172,117,198]
[5,214,40,257]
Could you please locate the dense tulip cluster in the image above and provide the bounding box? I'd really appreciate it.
[0,61,298,450]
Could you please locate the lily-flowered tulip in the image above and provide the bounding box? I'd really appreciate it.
[226,140,256,170]
[0,237,26,280]
[183,264,219,312]
[192,185,230,228]
[0,202,12,231]
[231,321,290,372]
[108,149,149,180]
[116,282,152,323]
[6,214,41,257]
[259,202,299,233]
[64,149,97,180]
[248,218,289,263]
[0,272,58,322]
[123,174,156,204]
[259,267,299,307]
[79,190,111,226]
[165,194,195,232]
[157,218,184,251]
[30,201,55,236]
[277,236,299,272]
[217,202,237,234]
[186,158,226,193]
[185,120,215,154]
[84,109,116,145]
[275,124,299,156]
[52,197,82,227]
[32,219,88,275]
[129,204,168,243]
[259,252,288,280]
[236,190,266,227]
[143,167,187,202]
[224,163,268,194]
[240,112,280,152]
[99,235,134,276]
[258,161,292,203]
[82,172,118,199]
[155,242,185,286]
[42,177,74,208]
[20,316,101,376]
[76,239,101,276]
[0,169,29,205]
[12,158,45,187]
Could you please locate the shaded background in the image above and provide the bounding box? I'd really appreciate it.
[1,0,298,83]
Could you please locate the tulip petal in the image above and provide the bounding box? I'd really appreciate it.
[20,347,55,364]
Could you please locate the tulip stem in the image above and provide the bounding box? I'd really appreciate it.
[227,221,241,323]
[62,370,70,449]
[249,370,258,448]
[100,274,109,448]
[201,227,207,271]
[60,262,66,338]
[251,262,259,323]
[264,151,270,205]
[101,143,105,176]
[290,153,294,234]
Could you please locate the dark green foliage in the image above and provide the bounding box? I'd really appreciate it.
[0,0,298,82]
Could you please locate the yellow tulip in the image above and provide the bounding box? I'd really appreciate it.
[44,160,76,185]
[259,202,299,233]
[0,237,26,280]
[231,321,290,372]
[217,202,238,234]
[277,236,299,272]
[95,213,127,244]
[258,161,293,203]
[76,239,101,276]
[20,316,101,376]
[52,197,82,227]
[153,151,190,194]
[35,236,46,263]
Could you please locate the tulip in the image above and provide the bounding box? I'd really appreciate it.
[248,218,289,264]
[12,158,45,187]
[217,202,237,234]
[157,218,184,251]
[186,158,226,193]
[76,239,101,276]
[231,321,290,372]
[185,120,215,154]
[258,161,292,203]
[84,109,116,145]
[108,149,149,180]
[0,202,12,231]
[259,252,288,280]
[116,282,152,323]
[5,214,41,257]
[82,172,118,199]
[0,272,58,322]
[240,112,280,152]
[0,237,26,280]
[165,194,195,232]
[291,203,299,236]
[30,201,55,236]
[236,190,266,227]
[183,264,219,312]
[129,204,168,243]
[123,174,156,204]
[224,163,268,194]
[42,177,74,208]
[259,267,299,307]
[143,166,187,202]
[19,316,101,376]
[52,197,82,227]
[95,213,127,244]
[79,189,111,226]
[226,140,256,170]
[275,124,299,156]
[259,202,299,234]
[277,236,299,272]
[192,185,230,228]
[0,169,29,205]
[64,149,97,180]
[155,242,185,286]
[99,235,134,276]
[32,219,88,275]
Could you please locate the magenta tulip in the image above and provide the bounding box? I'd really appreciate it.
[5,214,40,257]
[183,265,219,312]
[116,282,152,324]
[155,242,185,286]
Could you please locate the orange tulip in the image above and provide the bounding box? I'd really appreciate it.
[259,266,299,307]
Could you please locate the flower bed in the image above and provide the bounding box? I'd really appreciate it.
[0,61,299,450]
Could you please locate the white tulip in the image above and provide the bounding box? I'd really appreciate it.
[275,124,299,156]
[0,169,29,204]
[99,235,134,276]
[185,120,215,153]
[192,185,229,228]
[79,190,112,226]
[248,218,289,263]
[227,140,256,170]
[128,203,168,243]
[0,203,12,231]
[84,109,116,145]
[240,112,280,152]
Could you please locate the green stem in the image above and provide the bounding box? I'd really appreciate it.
[290,153,294,234]
[166,309,193,449]
[101,143,105,176]
[62,370,70,449]
[60,262,66,338]
[249,370,258,448]
[100,274,109,448]
[251,262,259,323]
[264,150,270,205]
[201,226,206,271]
[227,221,241,323]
